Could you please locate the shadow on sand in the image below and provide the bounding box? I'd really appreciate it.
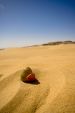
[23,79,40,85]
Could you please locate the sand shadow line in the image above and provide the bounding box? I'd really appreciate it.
[23,79,40,85]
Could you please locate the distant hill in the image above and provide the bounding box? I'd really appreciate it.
[0,49,4,51]
[41,40,75,46]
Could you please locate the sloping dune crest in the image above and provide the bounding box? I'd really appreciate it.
[0,44,75,113]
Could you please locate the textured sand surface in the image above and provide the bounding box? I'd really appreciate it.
[0,44,75,113]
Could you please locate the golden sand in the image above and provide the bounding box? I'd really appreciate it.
[0,44,75,113]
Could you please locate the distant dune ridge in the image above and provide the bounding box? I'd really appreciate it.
[25,40,75,48]
[41,40,75,46]
[0,43,75,113]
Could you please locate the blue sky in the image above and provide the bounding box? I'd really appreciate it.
[0,0,75,48]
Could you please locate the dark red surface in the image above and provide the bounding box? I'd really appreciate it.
[25,73,36,82]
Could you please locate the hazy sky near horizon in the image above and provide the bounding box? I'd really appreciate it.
[0,0,75,48]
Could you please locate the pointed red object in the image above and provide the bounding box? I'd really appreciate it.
[25,73,36,82]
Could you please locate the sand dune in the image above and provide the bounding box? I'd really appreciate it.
[0,44,75,113]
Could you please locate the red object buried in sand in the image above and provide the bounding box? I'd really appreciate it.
[25,73,36,82]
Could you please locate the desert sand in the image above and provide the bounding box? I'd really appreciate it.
[0,44,75,113]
